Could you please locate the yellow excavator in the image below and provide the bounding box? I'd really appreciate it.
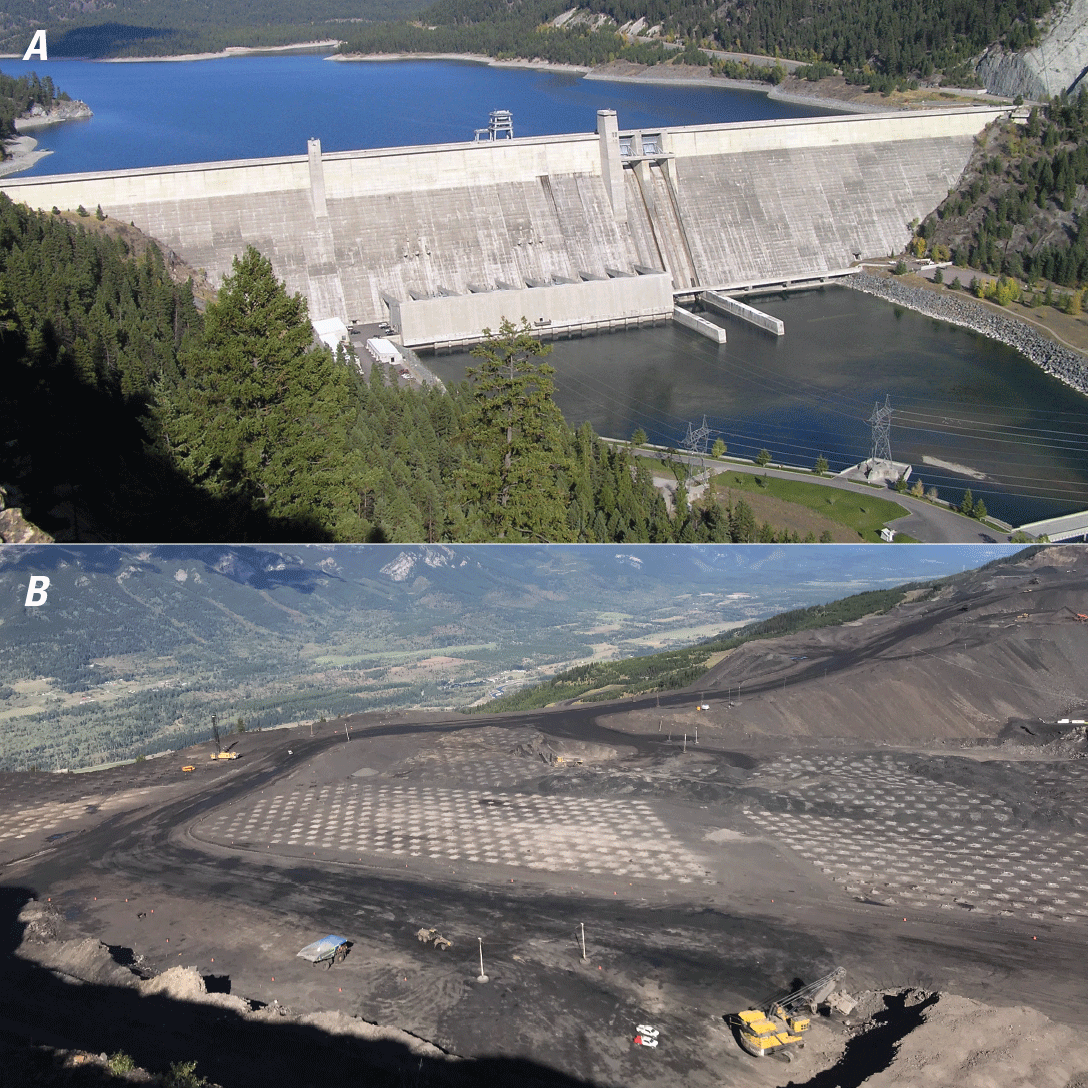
[728,967,845,1062]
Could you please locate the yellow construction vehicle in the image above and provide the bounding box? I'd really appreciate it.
[181,765,195,773]
[728,967,845,1062]
[208,715,239,759]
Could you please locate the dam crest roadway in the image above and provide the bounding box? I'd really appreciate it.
[0,106,1009,351]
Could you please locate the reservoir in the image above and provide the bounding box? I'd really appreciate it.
[1,53,1086,525]
[0,53,830,176]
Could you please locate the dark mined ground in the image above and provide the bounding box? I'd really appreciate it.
[2,546,1088,1087]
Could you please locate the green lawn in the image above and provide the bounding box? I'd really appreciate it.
[713,472,913,540]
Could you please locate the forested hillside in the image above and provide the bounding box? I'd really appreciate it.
[712,0,1051,81]
[1,196,795,544]
[336,0,732,73]
[0,0,1053,78]
[339,0,1053,84]
[913,91,1087,299]
[0,0,420,57]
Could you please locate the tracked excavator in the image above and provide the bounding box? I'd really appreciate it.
[727,967,845,1062]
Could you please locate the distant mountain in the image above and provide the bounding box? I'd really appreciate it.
[0,544,1018,769]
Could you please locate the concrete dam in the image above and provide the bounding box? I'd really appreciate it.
[1,106,1007,350]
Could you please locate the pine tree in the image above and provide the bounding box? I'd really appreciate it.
[460,318,574,541]
[731,498,756,542]
[155,246,365,539]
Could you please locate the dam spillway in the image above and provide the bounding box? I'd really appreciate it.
[0,106,1008,349]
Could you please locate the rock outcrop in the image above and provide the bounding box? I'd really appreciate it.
[14,99,93,131]
[0,485,52,543]
[976,0,1088,99]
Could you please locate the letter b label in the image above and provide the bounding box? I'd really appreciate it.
[25,576,50,607]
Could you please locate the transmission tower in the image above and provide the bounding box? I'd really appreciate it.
[867,396,893,468]
[681,416,711,481]
[681,416,710,456]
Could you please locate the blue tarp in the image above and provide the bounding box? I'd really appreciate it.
[297,935,350,962]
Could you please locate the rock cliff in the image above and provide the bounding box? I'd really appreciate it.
[0,485,52,543]
[976,0,1088,99]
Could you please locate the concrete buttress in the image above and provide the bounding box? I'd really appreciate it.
[597,109,627,225]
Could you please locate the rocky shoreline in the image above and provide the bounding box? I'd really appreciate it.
[848,272,1088,398]
[14,98,93,131]
[0,135,50,177]
[1,99,92,177]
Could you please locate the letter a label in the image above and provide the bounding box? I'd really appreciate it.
[24,30,48,61]
[25,576,50,607]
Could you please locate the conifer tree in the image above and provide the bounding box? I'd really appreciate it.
[730,497,756,542]
[460,318,574,541]
[155,246,365,539]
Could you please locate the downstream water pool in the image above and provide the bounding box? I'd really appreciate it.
[424,286,1088,527]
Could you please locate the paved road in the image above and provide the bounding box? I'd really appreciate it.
[624,444,1012,543]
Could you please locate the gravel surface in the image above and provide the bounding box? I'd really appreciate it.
[848,272,1088,397]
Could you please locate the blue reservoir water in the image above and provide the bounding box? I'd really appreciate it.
[0,53,831,175]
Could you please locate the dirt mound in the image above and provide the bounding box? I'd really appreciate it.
[897,752,1088,831]
[1040,724,1088,759]
[791,988,1088,1087]
[24,937,142,989]
[521,736,626,764]
[18,899,67,944]
[139,965,250,1014]
[854,989,1086,1087]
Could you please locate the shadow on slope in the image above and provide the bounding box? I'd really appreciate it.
[0,886,599,1088]
[2,324,333,543]
[50,25,179,59]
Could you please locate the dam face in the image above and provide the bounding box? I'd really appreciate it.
[1,107,1007,349]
